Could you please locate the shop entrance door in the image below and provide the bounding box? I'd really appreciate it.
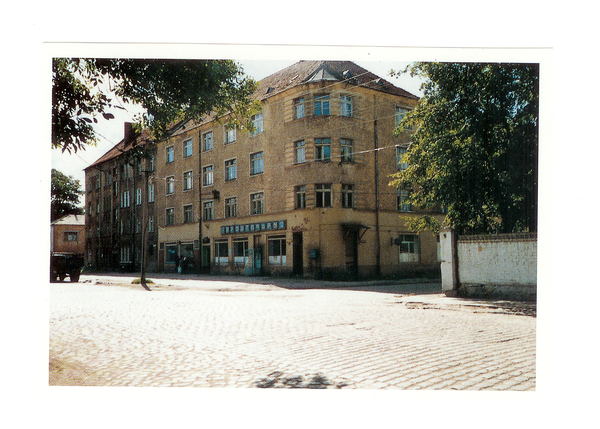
[293,232,303,276]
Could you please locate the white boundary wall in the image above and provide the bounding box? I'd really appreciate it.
[440,230,537,300]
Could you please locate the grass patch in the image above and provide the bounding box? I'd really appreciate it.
[131,278,154,285]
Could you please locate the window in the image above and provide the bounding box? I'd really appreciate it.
[315,138,331,161]
[340,95,353,117]
[224,125,236,144]
[64,231,78,242]
[149,155,155,172]
[342,184,354,208]
[225,197,237,218]
[136,188,142,205]
[166,208,175,225]
[183,139,193,157]
[121,190,130,208]
[295,185,306,209]
[225,159,237,181]
[315,184,332,208]
[250,192,264,215]
[251,113,263,135]
[395,107,413,129]
[250,152,264,175]
[214,240,228,265]
[396,146,409,171]
[294,97,305,119]
[183,204,194,223]
[397,189,413,212]
[202,165,214,186]
[203,131,213,151]
[166,146,174,163]
[203,201,214,221]
[120,245,131,263]
[165,244,178,265]
[341,138,353,162]
[314,94,329,116]
[233,239,248,265]
[166,176,175,195]
[294,140,305,164]
[398,234,419,263]
[148,184,155,203]
[183,170,193,191]
[148,216,154,232]
[268,236,286,265]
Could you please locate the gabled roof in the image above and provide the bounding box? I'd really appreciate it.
[52,214,85,226]
[254,60,418,100]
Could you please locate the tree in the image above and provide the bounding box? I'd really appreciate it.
[52,58,259,153]
[51,169,84,221]
[389,62,538,235]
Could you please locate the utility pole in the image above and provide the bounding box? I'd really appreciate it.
[139,168,151,291]
[197,129,203,275]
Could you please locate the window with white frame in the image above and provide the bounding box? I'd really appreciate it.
[397,189,413,212]
[398,234,419,263]
[341,138,353,162]
[183,204,194,223]
[183,170,193,191]
[233,238,248,265]
[294,97,305,119]
[340,95,353,117]
[121,190,130,208]
[250,192,264,215]
[166,146,174,163]
[251,113,263,135]
[225,197,237,218]
[166,208,175,226]
[120,245,131,263]
[224,125,236,144]
[136,188,142,205]
[294,140,305,164]
[183,139,193,157]
[203,201,214,220]
[64,231,78,242]
[148,184,155,203]
[314,94,330,116]
[315,138,331,161]
[214,240,228,265]
[268,235,286,265]
[250,152,264,175]
[295,185,306,209]
[202,165,214,186]
[341,184,354,208]
[166,176,175,195]
[315,184,332,208]
[203,131,213,151]
[149,155,155,172]
[396,146,409,171]
[148,215,154,232]
[225,159,237,181]
[395,107,413,130]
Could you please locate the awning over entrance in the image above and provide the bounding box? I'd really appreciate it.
[341,223,370,240]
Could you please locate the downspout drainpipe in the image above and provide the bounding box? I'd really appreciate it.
[374,94,381,277]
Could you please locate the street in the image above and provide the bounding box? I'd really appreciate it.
[49,275,536,390]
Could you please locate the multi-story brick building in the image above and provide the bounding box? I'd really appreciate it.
[84,124,158,272]
[85,60,445,278]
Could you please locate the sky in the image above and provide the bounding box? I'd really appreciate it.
[50,58,425,196]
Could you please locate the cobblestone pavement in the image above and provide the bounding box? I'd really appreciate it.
[49,275,536,390]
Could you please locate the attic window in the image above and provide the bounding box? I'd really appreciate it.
[266,87,276,94]
[343,70,353,79]
[290,74,299,82]
[375,78,384,86]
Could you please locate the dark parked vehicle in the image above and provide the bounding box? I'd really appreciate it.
[50,252,84,282]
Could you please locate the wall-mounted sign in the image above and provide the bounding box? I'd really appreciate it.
[221,220,287,235]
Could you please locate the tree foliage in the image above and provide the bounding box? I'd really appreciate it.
[390,62,539,235]
[52,58,259,153]
[51,169,84,221]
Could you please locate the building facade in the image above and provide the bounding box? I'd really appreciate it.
[85,60,445,278]
[51,214,85,254]
[84,124,158,272]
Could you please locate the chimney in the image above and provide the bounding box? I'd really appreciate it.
[124,122,134,143]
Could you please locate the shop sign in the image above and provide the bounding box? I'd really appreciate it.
[221,220,287,235]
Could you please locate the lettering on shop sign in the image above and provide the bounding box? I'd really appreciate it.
[292,225,307,232]
[221,220,287,235]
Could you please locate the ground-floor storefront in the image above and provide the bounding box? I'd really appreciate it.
[157,209,444,279]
